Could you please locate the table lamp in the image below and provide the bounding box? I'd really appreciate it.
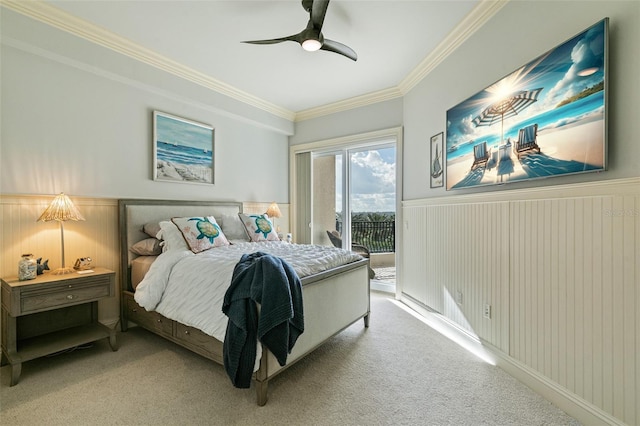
[265,202,282,233]
[37,193,85,275]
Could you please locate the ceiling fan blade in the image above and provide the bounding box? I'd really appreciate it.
[310,0,329,30]
[301,0,313,13]
[242,34,301,45]
[321,39,357,61]
[244,0,355,61]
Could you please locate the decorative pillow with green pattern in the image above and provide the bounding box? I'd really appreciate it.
[171,216,230,253]
[238,213,280,242]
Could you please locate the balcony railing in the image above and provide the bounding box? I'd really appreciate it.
[335,220,395,253]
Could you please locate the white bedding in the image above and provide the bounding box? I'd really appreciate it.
[134,241,362,342]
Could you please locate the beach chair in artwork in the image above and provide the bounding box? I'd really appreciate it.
[515,123,541,158]
[470,141,490,170]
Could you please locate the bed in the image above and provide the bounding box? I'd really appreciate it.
[118,199,370,405]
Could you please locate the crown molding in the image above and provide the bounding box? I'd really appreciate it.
[2,0,508,124]
[398,0,509,94]
[0,0,296,121]
[294,86,403,122]
[294,0,509,122]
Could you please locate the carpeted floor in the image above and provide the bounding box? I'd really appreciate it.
[0,292,579,425]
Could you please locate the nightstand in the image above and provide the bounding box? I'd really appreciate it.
[1,267,118,386]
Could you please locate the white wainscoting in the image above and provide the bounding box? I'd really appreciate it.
[401,177,639,426]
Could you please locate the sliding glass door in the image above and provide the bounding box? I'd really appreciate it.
[290,127,402,294]
[312,144,396,253]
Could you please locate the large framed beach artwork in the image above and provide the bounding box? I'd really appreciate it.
[153,111,215,184]
[445,18,608,190]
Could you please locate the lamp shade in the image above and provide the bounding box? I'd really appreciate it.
[37,193,85,275]
[265,202,282,219]
[37,193,85,222]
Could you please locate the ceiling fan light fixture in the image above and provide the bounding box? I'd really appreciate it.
[242,0,357,61]
[302,38,322,52]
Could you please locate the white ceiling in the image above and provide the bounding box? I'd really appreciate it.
[39,0,485,118]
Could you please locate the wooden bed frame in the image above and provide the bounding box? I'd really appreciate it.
[118,199,370,405]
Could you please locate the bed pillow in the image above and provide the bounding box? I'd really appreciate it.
[129,238,162,256]
[158,221,189,252]
[142,222,162,239]
[238,213,280,242]
[171,216,230,253]
[220,213,249,241]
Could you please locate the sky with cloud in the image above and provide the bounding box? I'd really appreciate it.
[335,147,396,213]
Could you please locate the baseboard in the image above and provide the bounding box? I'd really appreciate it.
[489,348,624,426]
[398,295,624,426]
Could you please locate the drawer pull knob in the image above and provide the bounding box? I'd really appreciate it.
[132,308,138,313]
[156,319,162,323]
[184,330,190,335]
[68,285,73,288]
[66,294,74,300]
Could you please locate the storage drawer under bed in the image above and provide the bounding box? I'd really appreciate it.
[124,293,172,336]
[175,322,222,356]
[123,291,222,362]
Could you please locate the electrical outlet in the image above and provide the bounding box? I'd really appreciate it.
[483,304,492,319]
[455,290,463,305]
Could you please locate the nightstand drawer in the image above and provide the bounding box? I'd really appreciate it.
[21,276,112,314]
[21,284,110,313]
[125,297,173,336]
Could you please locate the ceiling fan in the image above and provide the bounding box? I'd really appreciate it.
[242,0,357,61]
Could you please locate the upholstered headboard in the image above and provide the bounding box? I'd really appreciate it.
[118,199,243,291]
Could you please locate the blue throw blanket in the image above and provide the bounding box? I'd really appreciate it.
[222,252,304,388]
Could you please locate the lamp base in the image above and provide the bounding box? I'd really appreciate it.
[51,267,76,275]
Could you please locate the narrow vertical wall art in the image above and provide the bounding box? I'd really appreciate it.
[430,132,444,188]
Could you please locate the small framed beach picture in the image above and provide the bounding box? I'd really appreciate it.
[153,111,215,184]
[430,132,444,188]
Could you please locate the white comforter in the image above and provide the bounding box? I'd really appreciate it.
[134,241,362,343]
